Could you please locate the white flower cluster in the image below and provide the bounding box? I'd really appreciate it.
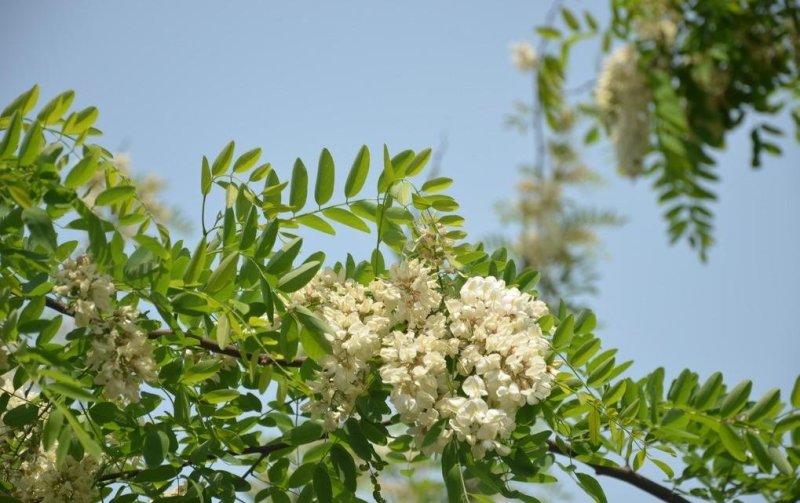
[54,256,115,327]
[54,257,156,402]
[443,276,555,458]
[298,260,555,459]
[510,41,538,71]
[634,0,679,46]
[412,222,455,268]
[10,449,98,503]
[87,306,158,403]
[595,45,652,178]
[292,269,393,431]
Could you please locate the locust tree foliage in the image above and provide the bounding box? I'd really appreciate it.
[0,82,798,503]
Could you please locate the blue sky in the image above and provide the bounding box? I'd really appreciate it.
[2,1,798,501]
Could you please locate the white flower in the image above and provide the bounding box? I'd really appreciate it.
[510,41,538,71]
[595,45,652,178]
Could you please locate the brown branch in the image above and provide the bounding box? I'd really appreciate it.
[44,295,305,367]
[547,440,690,503]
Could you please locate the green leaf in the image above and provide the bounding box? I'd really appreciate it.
[290,158,309,211]
[287,421,324,446]
[266,237,303,274]
[183,237,207,284]
[45,382,95,403]
[570,338,600,367]
[422,176,454,193]
[792,375,800,408]
[51,401,103,460]
[405,148,432,176]
[143,428,169,467]
[744,432,772,473]
[322,207,370,233]
[693,371,722,410]
[718,424,746,462]
[22,207,57,254]
[295,214,335,235]
[2,84,39,119]
[575,473,607,503]
[240,206,258,251]
[344,418,372,461]
[250,162,272,182]
[588,408,600,445]
[651,458,674,479]
[315,148,335,205]
[216,314,230,348]
[255,220,280,259]
[720,380,752,417]
[746,387,780,422]
[37,90,75,125]
[64,154,99,188]
[330,444,357,492]
[0,111,22,158]
[201,156,212,195]
[212,141,235,176]
[561,7,580,30]
[575,310,596,334]
[288,463,316,488]
[768,446,794,475]
[536,27,562,39]
[2,404,38,427]
[313,465,332,502]
[205,252,238,295]
[442,440,467,503]
[202,389,240,404]
[180,359,222,384]
[94,185,136,206]
[233,147,262,173]
[41,407,64,450]
[278,260,322,293]
[62,106,98,135]
[18,120,44,166]
[552,315,574,350]
[344,145,370,198]
[294,307,333,359]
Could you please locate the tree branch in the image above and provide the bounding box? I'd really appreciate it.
[547,440,689,503]
[44,295,304,368]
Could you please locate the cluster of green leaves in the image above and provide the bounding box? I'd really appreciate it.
[2,84,798,503]
[502,5,623,306]
[0,86,484,502]
[530,0,799,260]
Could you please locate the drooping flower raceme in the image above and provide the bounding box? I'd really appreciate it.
[595,45,652,178]
[10,448,98,503]
[87,306,158,403]
[53,256,115,327]
[54,256,156,403]
[293,269,393,431]
[298,258,555,459]
[443,276,555,458]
